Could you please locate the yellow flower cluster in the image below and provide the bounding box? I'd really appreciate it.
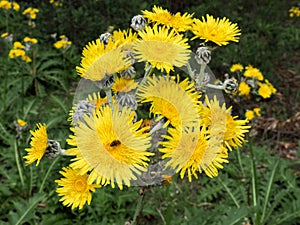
[24,5,251,210]
[289,6,300,17]
[49,0,63,7]
[8,37,38,63]
[245,107,261,121]
[0,0,20,11]
[53,35,72,49]
[230,63,277,99]
[22,7,39,20]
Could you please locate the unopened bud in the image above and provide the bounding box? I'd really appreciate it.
[72,100,95,125]
[45,140,62,159]
[195,44,211,64]
[131,15,147,31]
[120,66,136,79]
[99,32,112,45]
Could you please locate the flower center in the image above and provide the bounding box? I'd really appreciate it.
[74,178,87,192]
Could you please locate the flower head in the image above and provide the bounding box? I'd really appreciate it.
[238,81,251,96]
[200,96,251,150]
[112,77,138,93]
[76,39,131,81]
[137,75,201,128]
[191,14,241,46]
[244,65,264,80]
[66,104,153,190]
[258,83,272,99]
[245,110,255,121]
[230,63,244,72]
[160,127,229,181]
[142,5,194,32]
[24,123,48,166]
[55,167,100,210]
[133,25,191,73]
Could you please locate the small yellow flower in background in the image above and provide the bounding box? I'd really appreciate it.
[22,55,32,63]
[1,32,9,38]
[137,75,201,128]
[55,167,100,210]
[244,65,264,80]
[53,35,72,49]
[265,79,277,94]
[12,2,20,11]
[289,6,300,17]
[133,25,191,73]
[258,82,272,99]
[191,14,241,46]
[112,77,138,93]
[253,107,261,117]
[24,37,38,44]
[0,0,11,10]
[66,104,153,190]
[245,110,254,121]
[23,7,39,20]
[17,119,27,127]
[24,123,48,166]
[76,39,130,81]
[13,41,25,49]
[142,5,194,32]
[230,63,244,72]
[238,81,251,96]
[9,49,26,58]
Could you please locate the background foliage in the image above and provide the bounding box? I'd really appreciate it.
[0,0,299,224]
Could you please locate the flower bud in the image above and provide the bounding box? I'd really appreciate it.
[131,15,147,31]
[195,44,211,64]
[45,140,62,159]
[120,66,136,79]
[99,32,112,45]
[72,100,95,125]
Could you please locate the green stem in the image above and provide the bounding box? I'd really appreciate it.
[165,184,171,225]
[135,64,153,95]
[38,157,60,193]
[197,63,206,89]
[236,149,245,177]
[206,83,224,90]
[105,89,114,111]
[186,61,195,80]
[131,188,146,225]
[14,139,25,188]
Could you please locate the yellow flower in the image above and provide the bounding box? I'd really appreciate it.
[86,92,108,110]
[66,104,153,190]
[253,107,261,117]
[1,32,9,38]
[160,127,229,180]
[133,25,191,73]
[9,49,26,58]
[76,39,131,81]
[23,7,39,19]
[137,75,201,128]
[238,81,251,96]
[0,1,11,10]
[112,77,138,93]
[200,96,251,151]
[24,37,38,44]
[112,29,138,50]
[17,119,27,127]
[230,63,244,72]
[258,83,272,99]
[245,110,254,121]
[13,41,25,49]
[191,14,241,46]
[54,39,72,49]
[55,167,100,210]
[265,79,277,94]
[244,65,264,80]
[12,2,20,11]
[21,55,32,63]
[142,5,194,32]
[24,123,48,166]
